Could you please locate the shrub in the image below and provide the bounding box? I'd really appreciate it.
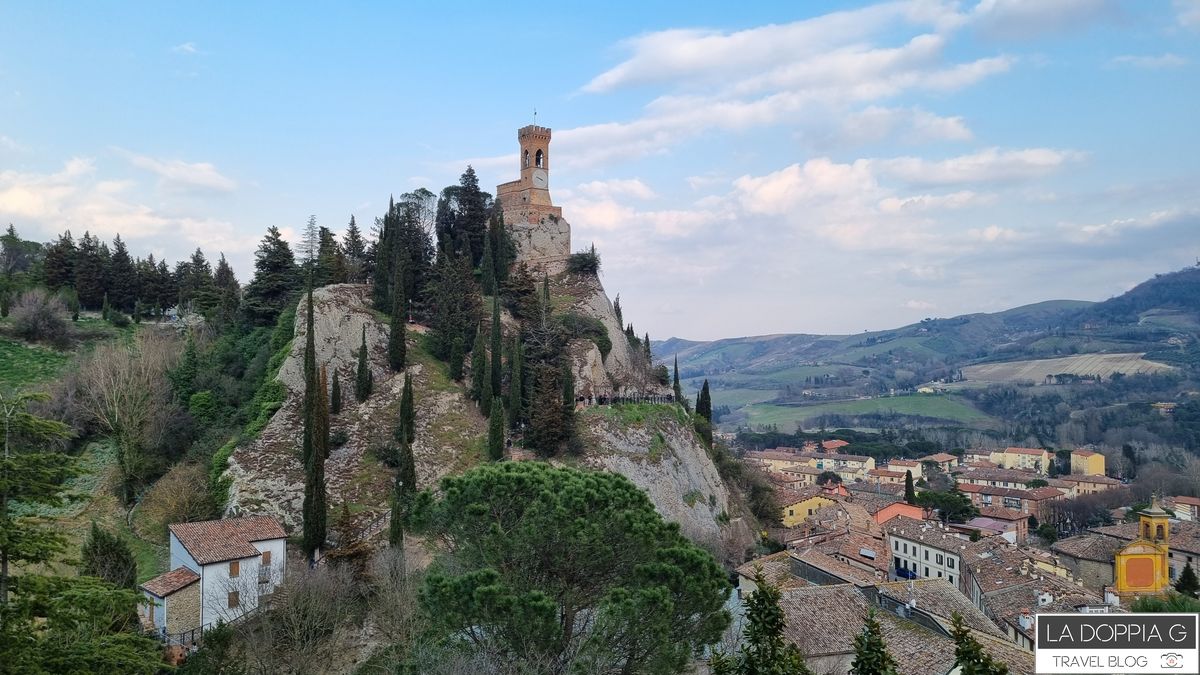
[330,428,349,448]
[556,311,611,359]
[108,311,131,328]
[10,288,71,347]
[566,245,601,275]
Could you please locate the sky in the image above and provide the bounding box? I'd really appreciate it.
[1,1,1198,341]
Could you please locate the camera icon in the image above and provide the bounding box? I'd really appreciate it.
[1161,653,1183,669]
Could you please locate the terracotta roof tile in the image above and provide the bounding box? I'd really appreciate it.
[918,452,959,463]
[169,515,286,565]
[140,567,200,597]
[1004,447,1048,456]
[978,505,1028,521]
[1090,520,1200,556]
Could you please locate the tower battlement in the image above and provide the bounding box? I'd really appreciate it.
[518,125,552,142]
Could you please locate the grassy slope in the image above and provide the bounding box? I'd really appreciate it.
[744,394,993,428]
[0,336,71,389]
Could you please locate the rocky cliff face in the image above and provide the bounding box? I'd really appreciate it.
[224,284,486,532]
[576,405,735,547]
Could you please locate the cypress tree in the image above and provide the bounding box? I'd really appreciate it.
[449,336,465,381]
[480,227,496,295]
[851,609,899,675]
[101,292,111,321]
[79,522,137,590]
[355,325,372,402]
[1177,561,1199,598]
[541,274,551,310]
[488,398,504,461]
[950,612,1008,675]
[698,379,713,422]
[471,326,487,403]
[613,293,622,328]
[527,364,564,457]
[561,359,577,453]
[331,370,342,415]
[401,374,416,444]
[489,296,502,400]
[388,274,407,372]
[389,412,418,547]
[904,470,916,504]
[672,355,683,404]
[643,332,652,362]
[301,286,323,561]
[508,337,524,430]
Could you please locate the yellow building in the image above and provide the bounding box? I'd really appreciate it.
[1113,499,1171,599]
[779,486,838,527]
[1069,449,1105,476]
[989,447,1051,473]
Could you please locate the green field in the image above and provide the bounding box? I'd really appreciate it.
[0,336,72,390]
[742,394,992,429]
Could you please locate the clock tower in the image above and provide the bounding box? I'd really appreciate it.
[497,124,568,266]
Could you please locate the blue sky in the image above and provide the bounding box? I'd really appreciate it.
[2,1,1198,340]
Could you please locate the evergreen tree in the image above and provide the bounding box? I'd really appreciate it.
[471,326,487,403]
[489,296,503,399]
[74,232,106,309]
[673,355,683,404]
[427,250,482,360]
[711,569,813,675]
[950,612,1008,675]
[541,273,551,310]
[314,226,340,286]
[449,336,464,381]
[242,226,301,326]
[401,374,416,445]
[301,214,320,271]
[456,166,489,265]
[850,609,899,675]
[355,325,372,402]
[0,390,75,605]
[43,230,77,290]
[372,197,397,311]
[171,331,200,401]
[107,235,138,312]
[480,224,496,295]
[561,359,577,453]
[301,287,324,562]
[488,398,505,461]
[508,337,524,430]
[213,253,240,325]
[388,271,407,372]
[101,292,111,321]
[697,379,713,422]
[643,332,652,362]
[343,214,368,282]
[904,470,916,504]
[389,415,417,548]
[1176,561,1199,598]
[527,364,564,457]
[613,293,622,328]
[331,370,342,415]
[179,248,219,315]
[79,521,137,589]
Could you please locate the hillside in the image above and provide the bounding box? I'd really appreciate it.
[656,265,1200,433]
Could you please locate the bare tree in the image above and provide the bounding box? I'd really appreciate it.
[74,330,180,502]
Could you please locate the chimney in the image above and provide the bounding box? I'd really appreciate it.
[1018,609,1033,632]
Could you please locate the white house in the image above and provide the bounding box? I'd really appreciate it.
[140,515,287,637]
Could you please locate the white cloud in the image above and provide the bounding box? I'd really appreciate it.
[1110,54,1188,68]
[1176,0,1200,29]
[970,0,1118,39]
[837,106,974,146]
[968,224,1024,242]
[879,190,992,212]
[0,134,23,152]
[872,147,1081,186]
[574,178,656,201]
[905,299,937,310]
[119,150,237,192]
[1062,208,1197,242]
[172,42,199,55]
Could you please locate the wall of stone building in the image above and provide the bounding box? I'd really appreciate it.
[506,212,571,266]
[1060,557,1114,592]
[166,582,201,635]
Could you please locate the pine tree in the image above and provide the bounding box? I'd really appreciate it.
[449,336,465,381]
[242,226,301,326]
[43,230,77,290]
[488,398,505,461]
[950,612,1008,675]
[471,326,487,403]
[851,609,899,675]
[79,521,137,590]
[388,272,407,372]
[74,232,106,309]
[904,470,916,504]
[1176,561,1199,598]
[107,235,138,312]
[331,370,342,415]
[343,215,368,282]
[711,569,813,675]
[213,253,240,326]
[401,374,415,445]
[527,364,564,457]
[508,337,524,430]
[673,355,683,404]
[489,296,503,399]
[456,166,489,266]
[355,325,372,402]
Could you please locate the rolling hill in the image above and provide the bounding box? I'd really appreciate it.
[655,266,1200,431]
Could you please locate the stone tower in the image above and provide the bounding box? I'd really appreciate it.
[497,125,570,270]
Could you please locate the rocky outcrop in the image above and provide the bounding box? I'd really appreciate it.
[225,284,486,533]
[577,405,729,545]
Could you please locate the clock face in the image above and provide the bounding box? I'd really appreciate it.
[532,168,548,188]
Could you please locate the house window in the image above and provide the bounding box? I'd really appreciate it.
[924,550,929,561]
[262,550,272,566]
[808,509,814,516]
[936,554,944,565]
[949,575,954,584]
[938,571,943,578]
[924,567,929,577]
[948,558,955,569]
[228,591,240,608]
[229,560,240,578]
[903,543,908,554]
[788,508,794,516]
[894,541,899,551]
